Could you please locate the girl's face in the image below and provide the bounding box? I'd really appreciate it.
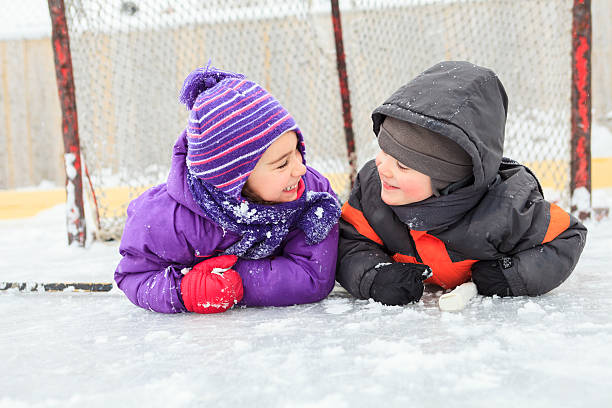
[375,149,433,206]
[243,131,307,203]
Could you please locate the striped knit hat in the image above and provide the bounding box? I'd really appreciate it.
[179,65,305,199]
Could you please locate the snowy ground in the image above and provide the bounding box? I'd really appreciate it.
[2,195,612,408]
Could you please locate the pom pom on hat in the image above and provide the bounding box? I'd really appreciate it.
[179,63,245,110]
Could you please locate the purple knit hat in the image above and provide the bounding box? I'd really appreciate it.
[179,65,305,199]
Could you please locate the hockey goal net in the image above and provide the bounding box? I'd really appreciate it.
[57,0,581,240]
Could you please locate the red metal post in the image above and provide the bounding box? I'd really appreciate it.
[330,0,357,187]
[48,0,87,246]
[570,0,591,221]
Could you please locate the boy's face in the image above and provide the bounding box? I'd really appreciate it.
[243,131,306,203]
[375,150,433,206]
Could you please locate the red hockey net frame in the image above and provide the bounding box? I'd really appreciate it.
[48,0,592,245]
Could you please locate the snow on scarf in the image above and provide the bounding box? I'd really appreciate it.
[187,171,341,259]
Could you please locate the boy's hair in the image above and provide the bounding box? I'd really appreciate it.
[179,65,305,200]
[378,116,472,195]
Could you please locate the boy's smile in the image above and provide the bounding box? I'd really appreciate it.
[381,179,399,190]
[375,150,434,206]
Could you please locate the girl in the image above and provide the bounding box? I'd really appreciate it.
[114,65,341,314]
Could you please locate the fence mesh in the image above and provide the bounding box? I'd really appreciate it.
[343,0,572,202]
[62,0,573,240]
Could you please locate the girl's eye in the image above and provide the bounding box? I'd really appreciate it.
[278,148,300,169]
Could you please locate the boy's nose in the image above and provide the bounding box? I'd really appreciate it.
[376,152,392,177]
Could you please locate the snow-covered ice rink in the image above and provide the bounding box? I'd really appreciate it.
[1,197,612,408]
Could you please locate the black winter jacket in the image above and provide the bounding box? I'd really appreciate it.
[336,61,587,298]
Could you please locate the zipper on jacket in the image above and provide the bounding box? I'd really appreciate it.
[406,226,423,263]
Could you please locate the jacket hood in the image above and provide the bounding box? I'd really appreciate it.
[167,130,210,217]
[372,61,508,190]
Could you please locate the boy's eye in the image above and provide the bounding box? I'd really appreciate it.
[397,161,410,170]
[277,160,289,169]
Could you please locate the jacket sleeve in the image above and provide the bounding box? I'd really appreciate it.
[115,251,187,314]
[499,198,587,296]
[233,224,339,306]
[336,168,393,299]
[482,168,588,297]
[114,187,227,313]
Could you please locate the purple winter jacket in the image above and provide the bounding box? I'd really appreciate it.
[114,131,339,313]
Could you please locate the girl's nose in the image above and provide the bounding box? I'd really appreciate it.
[292,154,307,177]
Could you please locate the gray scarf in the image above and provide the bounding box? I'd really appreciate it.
[390,182,490,231]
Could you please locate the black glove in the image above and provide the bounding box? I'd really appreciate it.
[471,258,513,297]
[370,262,432,306]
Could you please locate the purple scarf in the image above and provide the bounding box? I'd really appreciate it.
[187,172,341,259]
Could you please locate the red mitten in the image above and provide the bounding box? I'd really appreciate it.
[181,255,244,314]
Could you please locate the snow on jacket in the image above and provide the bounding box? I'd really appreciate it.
[336,61,587,298]
[115,131,339,313]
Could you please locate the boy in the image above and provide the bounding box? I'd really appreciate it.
[336,61,587,306]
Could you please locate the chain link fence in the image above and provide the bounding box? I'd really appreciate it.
[61,0,573,239]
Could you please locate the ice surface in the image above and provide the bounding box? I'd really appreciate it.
[2,199,612,407]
